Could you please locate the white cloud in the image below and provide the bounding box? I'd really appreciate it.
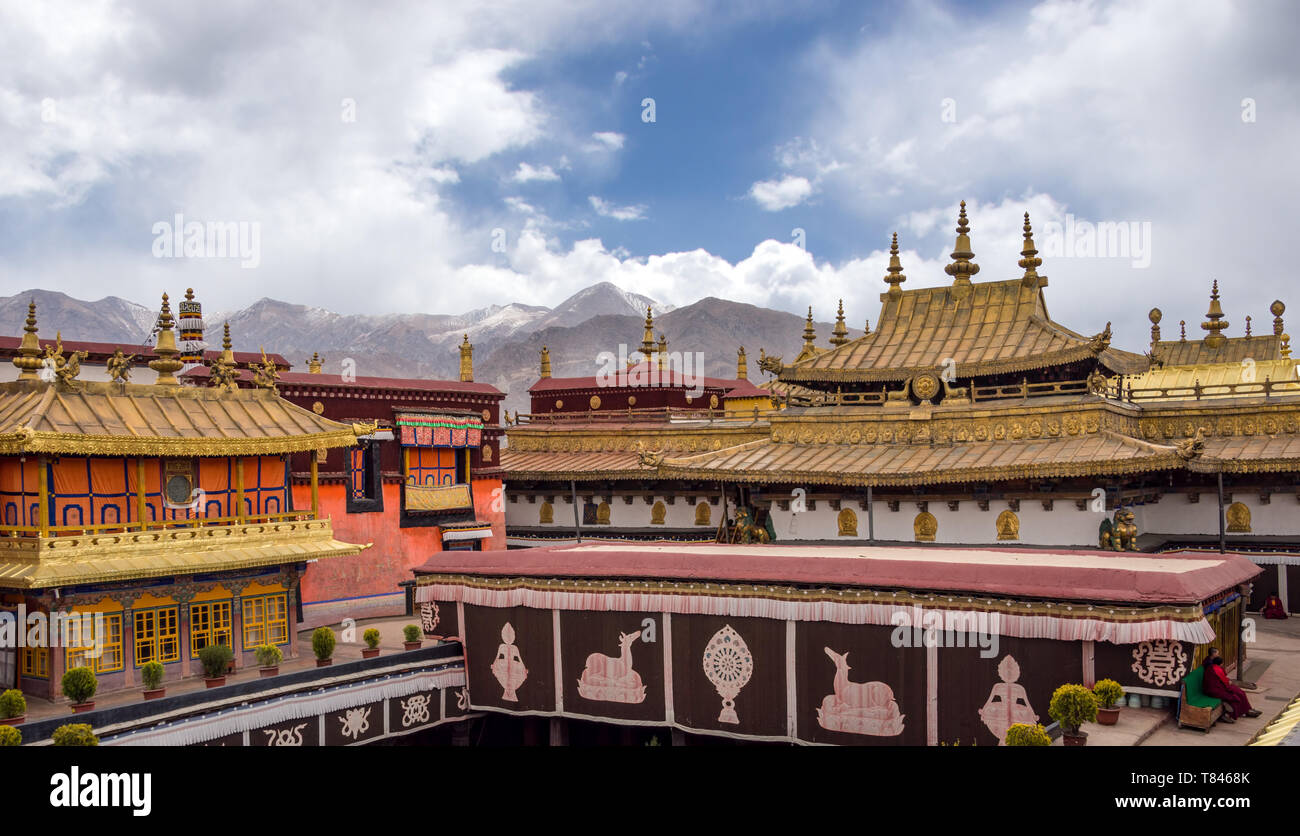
[748,175,813,211]
[588,195,646,221]
[510,162,561,183]
[589,131,625,150]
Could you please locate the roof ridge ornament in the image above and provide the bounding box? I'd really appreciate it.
[207,322,239,391]
[883,232,906,294]
[1271,300,1286,336]
[944,201,980,290]
[1201,279,1229,348]
[13,300,43,380]
[737,346,748,380]
[539,345,552,379]
[803,307,816,350]
[148,293,185,386]
[640,306,656,362]
[308,351,323,374]
[459,333,474,382]
[1018,212,1044,287]
[830,300,849,346]
[1148,308,1162,346]
[252,347,280,393]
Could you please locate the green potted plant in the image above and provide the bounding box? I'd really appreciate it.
[198,644,234,687]
[0,688,27,725]
[61,666,97,713]
[1093,678,1125,726]
[1004,723,1052,746]
[312,626,336,667]
[0,725,20,746]
[140,660,166,700]
[51,723,98,746]
[403,624,422,651]
[1049,683,1098,746]
[255,644,283,677]
[362,628,382,659]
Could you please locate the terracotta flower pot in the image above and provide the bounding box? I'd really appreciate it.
[143,688,166,700]
[0,715,25,725]
[204,676,226,688]
[404,641,422,651]
[70,701,95,714]
[1062,730,1088,746]
[361,648,380,659]
[259,666,279,678]
[1097,707,1121,726]
[316,658,333,667]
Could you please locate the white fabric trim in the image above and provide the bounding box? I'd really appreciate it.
[443,527,493,542]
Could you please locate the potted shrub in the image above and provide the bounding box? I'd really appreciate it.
[1004,723,1052,746]
[0,688,26,725]
[199,644,234,687]
[312,626,335,667]
[362,628,382,659]
[1093,678,1125,726]
[0,725,20,746]
[255,644,283,677]
[1049,683,1098,746]
[51,723,98,746]
[61,666,97,713]
[403,624,423,651]
[140,660,166,700]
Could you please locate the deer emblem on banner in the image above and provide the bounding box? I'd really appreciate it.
[578,629,647,704]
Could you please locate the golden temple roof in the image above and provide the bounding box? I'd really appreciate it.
[1124,358,1299,400]
[0,378,363,456]
[780,278,1147,383]
[1152,334,1285,367]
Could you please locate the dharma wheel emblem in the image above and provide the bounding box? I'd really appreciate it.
[911,373,940,402]
[702,624,753,724]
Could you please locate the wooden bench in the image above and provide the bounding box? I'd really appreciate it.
[1178,666,1223,731]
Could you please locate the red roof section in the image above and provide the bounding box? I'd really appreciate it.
[413,542,1261,606]
[0,335,289,368]
[182,365,503,396]
[723,379,770,399]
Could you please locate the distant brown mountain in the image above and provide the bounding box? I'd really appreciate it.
[0,283,852,415]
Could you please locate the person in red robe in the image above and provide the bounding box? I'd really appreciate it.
[1261,595,1288,619]
[1201,648,1261,723]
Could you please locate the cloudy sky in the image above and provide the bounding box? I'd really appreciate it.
[1,0,1297,351]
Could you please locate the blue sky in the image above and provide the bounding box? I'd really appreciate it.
[1,0,1298,352]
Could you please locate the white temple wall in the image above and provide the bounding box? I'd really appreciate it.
[1139,494,1300,537]
[771,502,1106,546]
[506,492,719,530]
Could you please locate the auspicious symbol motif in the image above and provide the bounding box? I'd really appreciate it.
[578,629,647,704]
[635,441,666,469]
[312,400,325,414]
[1175,428,1206,460]
[1226,502,1251,533]
[595,501,611,525]
[490,622,528,702]
[979,656,1038,745]
[456,687,470,711]
[208,356,239,390]
[817,647,904,736]
[482,444,493,462]
[1131,639,1187,687]
[589,395,601,410]
[650,500,666,525]
[837,508,858,537]
[539,501,554,524]
[419,602,440,634]
[995,509,1019,541]
[55,348,89,385]
[911,373,940,403]
[913,511,937,542]
[264,723,308,746]
[400,694,432,728]
[338,706,371,741]
[252,348,280,392]
[1098,508,1139,551]
[695,501,712,526]
[1086,368,1108,394]
[106,348,136,383]
[702,625,753,724]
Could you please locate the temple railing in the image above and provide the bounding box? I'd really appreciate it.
[512,406,764,425]
[1114,377,1300,402]
[0,510,317,540]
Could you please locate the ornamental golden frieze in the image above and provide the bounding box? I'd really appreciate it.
[504,427,766,454]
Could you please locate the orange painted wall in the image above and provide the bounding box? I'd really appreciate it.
[292,475,503,608]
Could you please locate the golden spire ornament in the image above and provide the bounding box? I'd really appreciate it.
[944,201,980,290]
[803,306,816,350]
[830,299,849,346]
[459,334,474,382]
[640,306,656,363]
[737,346,748,380]
[308,352,323,374]
[207,322,239,390]
[1018,212,1043,287]
[149,293,185,385]
[883,232,906,294]
[1200,280,1229,348]
[1148,308,1162,346]
[1271,300,1286,336]
[12,300,43,380]
[539,345,552,379]
[864,317,871,336]
[657,333,668,372]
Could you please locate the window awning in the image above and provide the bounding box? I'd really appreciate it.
[441,522,494,542]
[396,412,483,449]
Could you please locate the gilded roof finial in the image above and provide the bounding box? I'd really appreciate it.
[459,334,474,382]
[944,200,979,289]
[308,351,323,374]
[539,345,552,379]
[1200,279,1229,348]
[1179,320,1186,341]
[1245,315,1252,337]
[1018,212,1043,287]
[149,292,185,386]
[207,322,239,390]
[864,317,871,336]
[803,306,816,350]
[1271,300,1286,336]
[1148,307,1162,346]
[737,346,748,380]
[657,333,668,372]
[13,300,43,380]
[830,299,849,346]
[640,305,656,362]
[883,232,906,294]
[252,346,280,392]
